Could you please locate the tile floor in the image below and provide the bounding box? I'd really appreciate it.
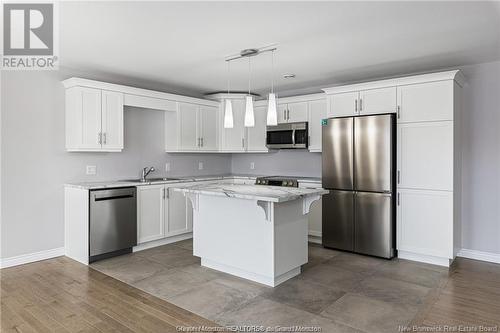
[91,239,449,333]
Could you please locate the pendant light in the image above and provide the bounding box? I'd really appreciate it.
[244,57,255,127]
[267,50,278,126]
[224,61,234,128]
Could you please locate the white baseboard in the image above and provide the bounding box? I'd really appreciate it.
[308,231,322,237]
[0,247,65,269]
[458,248,500,265]
[133,232,193,252]
[398,250,451,267]
[308,235,322,245]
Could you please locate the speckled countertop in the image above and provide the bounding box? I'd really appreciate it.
[173,183,328,203]
[64,174,321,190]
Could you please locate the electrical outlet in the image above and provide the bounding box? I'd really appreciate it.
[198,162,203,170]
[86,165,97,175]
[250,162,255,170]
[165,162,171,172]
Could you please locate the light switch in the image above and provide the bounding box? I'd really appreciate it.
[165,162,171,172]
[250,162,255,170]
[86,165,97,175]
[198,162,203,170]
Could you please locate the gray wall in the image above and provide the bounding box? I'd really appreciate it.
[2,61,499,260]
[0,70,230,259]
[460,61,500,254]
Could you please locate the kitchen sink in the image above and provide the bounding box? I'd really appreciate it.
[120,177,179,183]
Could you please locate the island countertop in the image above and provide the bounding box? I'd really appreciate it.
[173,183,328,203]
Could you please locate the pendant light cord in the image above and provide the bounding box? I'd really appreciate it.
[271,50,274,94]
[227,61,230,94]
[248,57,251,95]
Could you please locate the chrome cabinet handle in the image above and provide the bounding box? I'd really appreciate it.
[162,188,166,199]
[355,99,358,113]
[98,132,102,144]
[359,98,363,112]
[397,105,401,119]
[103,132,107,145]
[201,137,203,147]
[242,138,245,148]
[397,192,400,206]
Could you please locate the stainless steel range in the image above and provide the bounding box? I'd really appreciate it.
[255,176,298,187]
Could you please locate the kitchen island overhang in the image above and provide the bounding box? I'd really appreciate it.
[174,183,328,287]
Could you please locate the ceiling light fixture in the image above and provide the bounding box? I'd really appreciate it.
[244,57,255,127]
[283,73,296,79]
[267,50,278,126]
[224,61,233,128]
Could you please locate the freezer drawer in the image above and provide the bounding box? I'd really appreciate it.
[354,192,394,258]
[322,190,354,251]
[322,117,354,190]
[354,114,393,192]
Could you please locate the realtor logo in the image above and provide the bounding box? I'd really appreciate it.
[2,2,58,69]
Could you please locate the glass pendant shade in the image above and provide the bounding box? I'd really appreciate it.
[224,99,234,128]
[244,95,255,127]
[267,93,278,126]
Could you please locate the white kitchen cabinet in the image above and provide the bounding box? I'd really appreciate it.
[179,102,199,150]
[221,99,246,152]
[166,186,193,236]
[328,91,358,117]
[246,105,268,152]
[137,185,166,244]
[308,99,327,152]
[199,105,218,151]
[397,189,453,259]
[359,87,397,115]
[397,121,453,191]
[65,87,124,152]
[278,101,308,124]
[101,90,124,150]
[397,81,453,123]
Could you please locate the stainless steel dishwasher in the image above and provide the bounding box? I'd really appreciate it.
[89,187,137,262]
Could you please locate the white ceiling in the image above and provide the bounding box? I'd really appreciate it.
[60,1,500,97]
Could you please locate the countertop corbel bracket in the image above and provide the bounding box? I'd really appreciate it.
[185,193,199,211]
[256,200,273,222]
[302,194,321,215]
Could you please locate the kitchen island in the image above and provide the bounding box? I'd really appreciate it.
[174,183,328,287]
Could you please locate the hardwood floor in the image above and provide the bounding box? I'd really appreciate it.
[1,256,219,333]
[1,254,499,333]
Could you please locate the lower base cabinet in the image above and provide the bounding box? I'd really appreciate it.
[397,188,454,260]
[137,183,193,245]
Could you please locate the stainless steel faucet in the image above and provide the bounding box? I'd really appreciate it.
[141,166,155,182]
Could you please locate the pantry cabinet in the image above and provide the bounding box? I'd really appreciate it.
[65,86,124,152]
[323,70,464,267]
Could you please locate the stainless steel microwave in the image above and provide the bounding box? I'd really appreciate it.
[266,122,308,149]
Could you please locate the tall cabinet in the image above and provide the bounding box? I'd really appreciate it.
[323,70,464,267]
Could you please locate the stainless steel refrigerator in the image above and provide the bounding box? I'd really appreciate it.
[322,114,395,258]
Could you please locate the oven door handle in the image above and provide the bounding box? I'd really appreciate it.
[292,129,296,146]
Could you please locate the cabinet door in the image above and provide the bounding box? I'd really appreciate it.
[308,99,327,152]
[397,189,453,258]
[80,87,102,149]
[359,87,397,115]
[287,101,308,123]
[221,99,245,151]
[179,103,199,150]
[101,90,124,151]
[199,105,218,151]
[166,187,192,236]
[329,92,358,117]
[137,185,165,244]
[397,122,453,191]
[277,104,288,124]
[246,105,268,152]
[397,81,454,123]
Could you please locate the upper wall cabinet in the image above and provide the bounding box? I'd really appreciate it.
[65,86,124,152]
[278,101,308,124]
[397,81,454,123]
[327,87,397,118]
[165,102,219,152]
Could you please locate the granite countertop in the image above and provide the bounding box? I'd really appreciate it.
[65,174,322,190]
[173,183,328,203]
